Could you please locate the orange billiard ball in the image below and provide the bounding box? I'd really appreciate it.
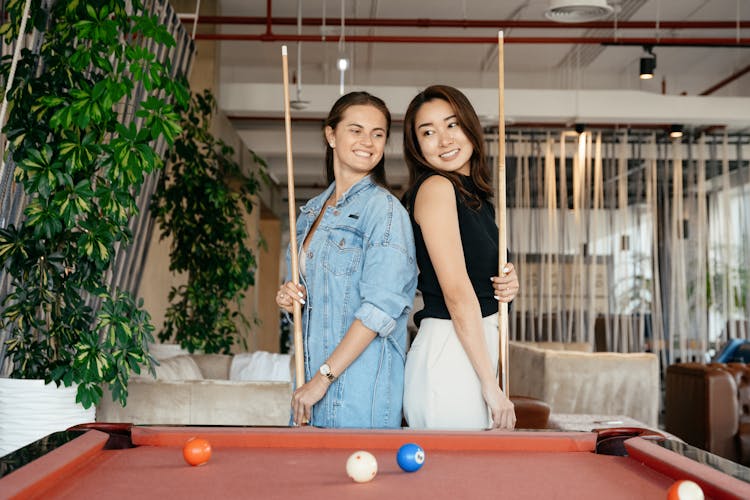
[183,437,212,467]
[667,480,704,500]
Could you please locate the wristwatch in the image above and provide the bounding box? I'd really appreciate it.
[319,363,336,382]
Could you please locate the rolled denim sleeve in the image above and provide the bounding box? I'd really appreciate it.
[354,200,417,337]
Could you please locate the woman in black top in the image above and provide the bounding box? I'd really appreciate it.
[402,85,519,430]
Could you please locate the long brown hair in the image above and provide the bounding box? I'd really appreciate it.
[403,85,493,209]
[324,91,391,187]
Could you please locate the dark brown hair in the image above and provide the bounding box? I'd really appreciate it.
[403,85,493,209]
[324,91,391,187]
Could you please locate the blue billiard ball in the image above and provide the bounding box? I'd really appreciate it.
[396,443,425,472]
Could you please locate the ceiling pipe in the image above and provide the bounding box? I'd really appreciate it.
[196,33,749,47]
[265,0,272,36]
[212,7,746,47]
[700,63,750,95]
[226,115,725,133]
[185,15,750,30]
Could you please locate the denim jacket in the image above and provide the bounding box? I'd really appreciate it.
[286,175,417,428]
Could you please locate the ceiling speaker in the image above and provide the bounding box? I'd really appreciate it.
[545,0,613,23]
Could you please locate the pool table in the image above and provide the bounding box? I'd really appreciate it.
[1,425,749,499]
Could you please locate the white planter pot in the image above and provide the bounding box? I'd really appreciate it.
[0,378,96,457]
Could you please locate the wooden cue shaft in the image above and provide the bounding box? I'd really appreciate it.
[281,46,305,389]
[497,32,510,395]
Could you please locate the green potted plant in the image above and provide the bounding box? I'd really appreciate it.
[0,0,188,454]
[707,256,748,341]
[150,89,267,354]
[614,252,653,315]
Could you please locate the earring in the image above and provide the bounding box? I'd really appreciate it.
[329,142,334,148]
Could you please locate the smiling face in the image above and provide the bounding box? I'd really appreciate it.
[325,104,388,179]
[414,98,473,176]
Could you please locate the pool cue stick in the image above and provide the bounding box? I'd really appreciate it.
[281,45,305,391]
[497,31,510,395]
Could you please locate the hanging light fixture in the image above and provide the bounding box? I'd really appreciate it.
[337,0,348,96]
[290,0,309,110]
[639,46,656,80]
[669,125,683,139]
[545,0,613,23]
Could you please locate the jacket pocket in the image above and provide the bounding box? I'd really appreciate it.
[321,227,363,276]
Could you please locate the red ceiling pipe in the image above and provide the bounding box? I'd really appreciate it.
[700,63,750,95]
[506,122,708,130]
[265,0,272,36]
[196,33,748,46]
[188,15,750,30]
[227,115,726,132]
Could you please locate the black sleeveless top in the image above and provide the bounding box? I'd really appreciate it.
[405,173,499,326]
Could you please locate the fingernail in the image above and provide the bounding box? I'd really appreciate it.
[299,298,306,305]
[503,265,510,274]
[494,295,500,301]
[297,291,304,298]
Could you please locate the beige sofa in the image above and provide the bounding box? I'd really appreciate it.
[509,341,660,427]
[96,354,293,425]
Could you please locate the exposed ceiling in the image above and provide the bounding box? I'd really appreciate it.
[181,0,750,210]
[214,0,750,95]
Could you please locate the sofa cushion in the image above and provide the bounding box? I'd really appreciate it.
[147,343,194,360]
[230,352,291,382]
[522,341,593,352]
[192,354,232,380]
[147,355,204,381]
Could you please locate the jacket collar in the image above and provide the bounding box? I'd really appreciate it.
[302,175,376,214]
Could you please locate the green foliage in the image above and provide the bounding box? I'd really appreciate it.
[150,90,266,354]
[615,252,653,315]
[707,262,749,313]
[0,1,188,408]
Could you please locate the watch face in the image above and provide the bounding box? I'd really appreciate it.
[319,364,334,380]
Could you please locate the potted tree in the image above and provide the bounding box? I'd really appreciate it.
[0,1,188,454]
[150,89,267,354]
[707,255,749,342]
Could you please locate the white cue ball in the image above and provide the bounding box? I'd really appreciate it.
[669,480,704,500]
[346,451,378,483]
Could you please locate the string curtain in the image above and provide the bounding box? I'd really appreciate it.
[490,129,750,373]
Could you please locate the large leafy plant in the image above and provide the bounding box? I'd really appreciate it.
[0,0,188,408]
[150,90,266,354]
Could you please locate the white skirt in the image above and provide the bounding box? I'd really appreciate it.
[403,313,499,430]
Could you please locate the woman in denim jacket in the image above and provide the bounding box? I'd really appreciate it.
[276,92,417,428]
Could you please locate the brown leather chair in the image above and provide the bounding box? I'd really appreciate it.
[511,395,551,429]
[665,362,750,465]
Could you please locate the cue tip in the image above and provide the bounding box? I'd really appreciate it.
[282,45,287,56]
[498,30,503,40]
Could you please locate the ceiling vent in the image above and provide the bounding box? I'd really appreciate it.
[545,0,613,23]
